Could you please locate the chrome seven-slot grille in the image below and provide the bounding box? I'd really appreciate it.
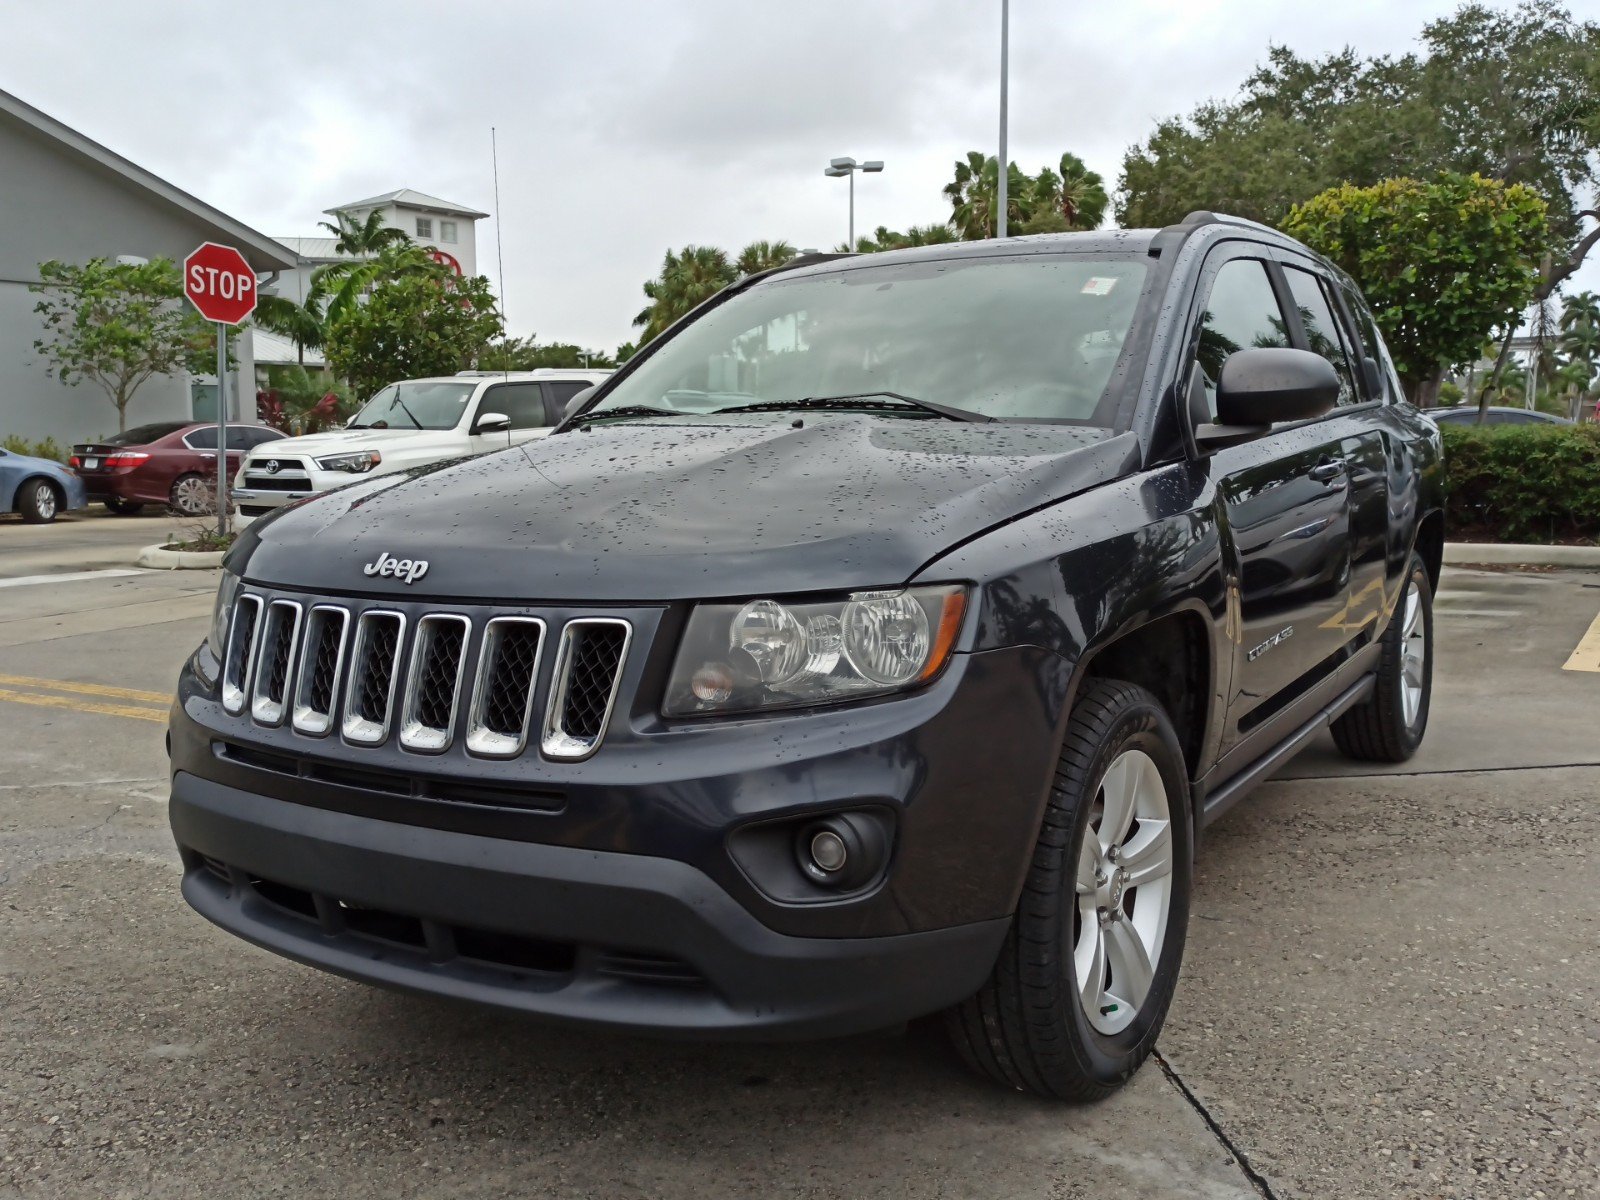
[219,592,632,761]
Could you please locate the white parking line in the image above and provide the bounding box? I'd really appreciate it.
[0,568,147,589]
[1563,611,1600,673]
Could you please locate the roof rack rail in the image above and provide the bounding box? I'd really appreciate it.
[1149,210,1286,257]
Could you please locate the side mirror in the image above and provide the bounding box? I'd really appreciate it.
[1195,348,1339,451]
[563,386,597,420]
[474,411,510,434]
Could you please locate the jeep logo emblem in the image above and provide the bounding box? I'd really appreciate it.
[363,551,429,585]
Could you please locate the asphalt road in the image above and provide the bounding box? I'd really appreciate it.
[1,532,1596,1198]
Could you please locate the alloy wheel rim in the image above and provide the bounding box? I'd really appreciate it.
[1400,579,1426,727]
[36,484,56,519]
[175,478,208,515]
[1070,748,1174,1036]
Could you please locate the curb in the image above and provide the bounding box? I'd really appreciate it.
[137,543,225,570]
[1444,541,1600,568]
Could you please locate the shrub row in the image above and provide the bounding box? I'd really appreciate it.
[2,434,67,463]
[1439,423,1600,544]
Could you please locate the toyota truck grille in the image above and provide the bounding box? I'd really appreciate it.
[218,591,633,762]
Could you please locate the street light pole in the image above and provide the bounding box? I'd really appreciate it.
[826,157,883,250]
[997,0,1009,239]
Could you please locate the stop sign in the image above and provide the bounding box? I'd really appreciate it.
[182,242,257,325]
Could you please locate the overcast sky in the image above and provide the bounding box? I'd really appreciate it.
[4,0,1591,352]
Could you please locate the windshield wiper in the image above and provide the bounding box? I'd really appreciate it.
[574,405,683,425]
[713,392,993,423]
[391,396,425,430]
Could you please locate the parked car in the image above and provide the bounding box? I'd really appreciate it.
[169,212,1443,1099]
[70,421,287,516]
[231,370,611,527]
[1,446,86,523]
[1426,405,1572,426]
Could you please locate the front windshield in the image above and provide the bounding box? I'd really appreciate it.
[590,255,1150,424]
[349,381,476,430]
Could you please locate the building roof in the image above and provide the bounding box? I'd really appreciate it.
[250,326,326,369]
[274,236,345,261]
[0,86,296,272]
[326,189,488,219]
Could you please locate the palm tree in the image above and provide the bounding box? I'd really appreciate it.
[314,241,443,323]
[1054,153,1109,230]
[319,210,411,257]
[254,285,327,368]
[943,152,1031,240]
[634,246,737,342]
[735,240,797,277]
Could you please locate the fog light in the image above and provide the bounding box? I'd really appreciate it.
[809,830,848,874]
[795,812,888,890]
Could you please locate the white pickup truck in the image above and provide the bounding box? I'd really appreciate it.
[233,369,610,526]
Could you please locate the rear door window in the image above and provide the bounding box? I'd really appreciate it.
[184,426,218,450]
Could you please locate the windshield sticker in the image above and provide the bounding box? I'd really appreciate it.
[1081,277,1118,296]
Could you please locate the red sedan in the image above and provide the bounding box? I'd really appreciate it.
[70,422,287,516]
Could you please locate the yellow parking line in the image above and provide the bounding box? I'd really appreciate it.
[0,687,167,723]
[0,673,170,705]
[1563,612,1600,673]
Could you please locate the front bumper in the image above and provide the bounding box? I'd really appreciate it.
[234,485,319,526]
[171,770,1009,1039]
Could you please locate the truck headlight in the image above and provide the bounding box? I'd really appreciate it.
[314,450,382,473]
[663,585,967,716]
[210,570,241,655]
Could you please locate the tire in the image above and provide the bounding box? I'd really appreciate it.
[946,679,1193,1100]
[168,473,213,517]
[104,498,145,516]
[16,478,61,524]
[1331,551,1433,762]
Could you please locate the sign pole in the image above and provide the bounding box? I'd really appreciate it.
[215,321,228,538]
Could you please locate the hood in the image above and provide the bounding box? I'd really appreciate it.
[250,427,447,457]
[235,415,1138,602]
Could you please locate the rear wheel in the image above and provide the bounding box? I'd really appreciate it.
[17,478,61,524]
[104,498,144,515]
[168,473,213,517]
[946,679,1192,1099]
[1331,551,1432,762]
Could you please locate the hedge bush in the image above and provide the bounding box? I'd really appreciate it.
[1440,423,1600,544]
[2,434,67,463]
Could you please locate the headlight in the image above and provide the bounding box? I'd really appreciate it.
[210,571,241,655]
[314,450,382,473]
[663,585,967,716]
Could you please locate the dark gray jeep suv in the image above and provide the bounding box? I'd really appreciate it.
[168,212,1443,1098]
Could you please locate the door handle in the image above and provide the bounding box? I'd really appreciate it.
[1308,459,1344,484]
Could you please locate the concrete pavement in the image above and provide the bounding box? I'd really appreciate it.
[1,564,1597,1198]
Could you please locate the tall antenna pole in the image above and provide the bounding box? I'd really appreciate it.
[491,126,510,378]
[997,0,1009,239]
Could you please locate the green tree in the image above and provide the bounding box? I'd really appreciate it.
[1117,3,1599,290]
[735,240,797,276]
[614,340,638,364]
[323,269,504,399]
[1284,173,1550,406]
[633,246,738,342]
[477,335,615,370]
[1028,153,1110,231]
[845,224,959,253]
[313,241,441,324]
[30,257,212,433]
[254,286,327,368]
[1558,291,1600,411]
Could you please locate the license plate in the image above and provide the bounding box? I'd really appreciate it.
[83,457,99,469]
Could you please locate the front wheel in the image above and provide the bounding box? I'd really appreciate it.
[17,479,61,524]
[1331,551,1433,762]
[946,679,1192,1099]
